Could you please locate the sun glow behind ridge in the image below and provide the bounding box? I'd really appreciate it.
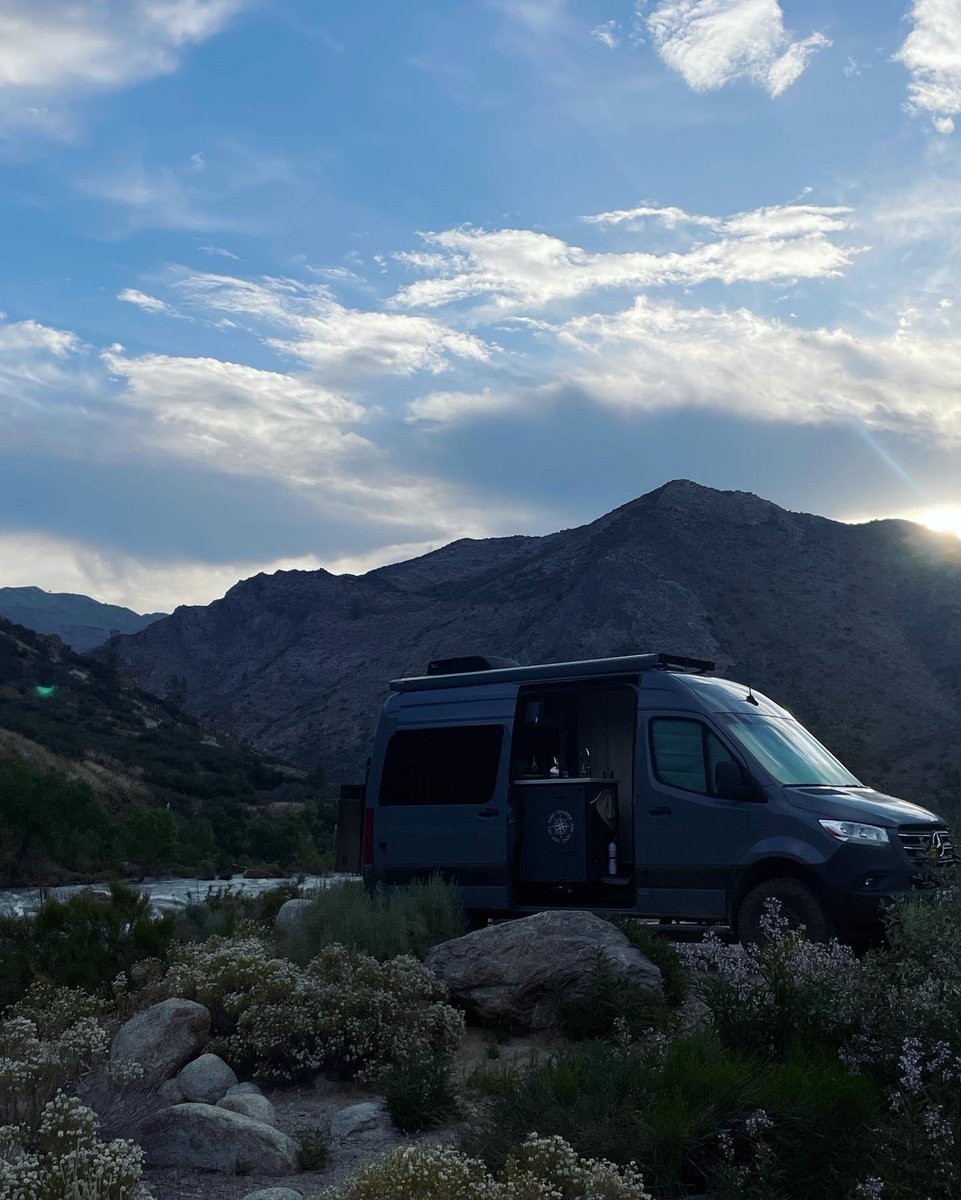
[916,508,961,540]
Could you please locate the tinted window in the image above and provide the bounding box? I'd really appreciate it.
[380,725,504,806]
[650,718,736,795]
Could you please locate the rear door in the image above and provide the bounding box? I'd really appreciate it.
[372,722,511,908]
[640,714,751,919]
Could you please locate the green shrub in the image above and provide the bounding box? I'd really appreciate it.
[0,884,175,1012]
[463,1031,880,1199]
[283,877,464,962]
[384,1052,460,1132]
[30,883,176,998]
[323,1135,651,1200]
[555,951,670,1041]
[609,919,690,1008]
[177,881,302,941]
[297,1128,330,1170]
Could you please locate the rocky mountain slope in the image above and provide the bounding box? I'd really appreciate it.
[105,481,961,815]
[0,617,330,882]
[0,586,164,651]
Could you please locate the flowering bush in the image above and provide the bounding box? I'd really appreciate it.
[0,1003,109,1127]
[325,1135,650,1200]
[151,931,463,1083]
[502,1134,651,1199]
[150,928,287,1032]
[222,942,464,1084]
[0,1093,150,1200]
[680,904,872,1061]
[682,898,961,1087]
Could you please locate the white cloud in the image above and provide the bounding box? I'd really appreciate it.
[0,316,88,416]
[895,0,961,134]
[101,348,371,485]
[591,21,620,49]
[392,202,855,312]
[556,295,961,444]
[585,201,852,239]
[174,272,493,379]
[118,289,180,316]
[0,1,249,134]
[200,244,242,260]
[644,0,830,98]
[406,388,515,424]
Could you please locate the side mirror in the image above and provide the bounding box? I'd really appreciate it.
[714,759,754,800]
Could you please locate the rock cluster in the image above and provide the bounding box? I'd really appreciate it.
[110,1002,293,1176]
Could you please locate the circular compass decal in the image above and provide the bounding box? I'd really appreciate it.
[547,808,575,845]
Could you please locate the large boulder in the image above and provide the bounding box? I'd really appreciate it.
[425,910,662,1029]
[176,1052,238,1103]
[274,898,313,938]
[217,1093,277,1125]
[139,1103,300,1175]
[110,999,210,1085]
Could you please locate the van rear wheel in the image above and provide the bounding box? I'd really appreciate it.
[735,878,833,944]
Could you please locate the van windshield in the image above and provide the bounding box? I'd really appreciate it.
[719,714,862,787]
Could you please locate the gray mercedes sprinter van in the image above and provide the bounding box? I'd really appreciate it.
[346,653,955,941]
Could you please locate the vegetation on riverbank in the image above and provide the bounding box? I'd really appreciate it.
[0,616,335,884]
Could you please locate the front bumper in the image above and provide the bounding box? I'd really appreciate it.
[816,840,957,934]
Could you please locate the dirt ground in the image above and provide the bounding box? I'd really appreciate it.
[144,1030,553,1200]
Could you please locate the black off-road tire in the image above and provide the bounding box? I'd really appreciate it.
[735,877,834,944]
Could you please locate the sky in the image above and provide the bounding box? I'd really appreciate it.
[2,0,961,613]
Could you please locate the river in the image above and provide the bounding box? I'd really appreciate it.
[0,873,350,918]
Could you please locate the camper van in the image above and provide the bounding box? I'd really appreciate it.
[337,653,955,942]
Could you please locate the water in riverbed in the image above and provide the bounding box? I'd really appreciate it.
[0,874,349,917]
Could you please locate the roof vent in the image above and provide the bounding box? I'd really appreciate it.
[426,654,521,676]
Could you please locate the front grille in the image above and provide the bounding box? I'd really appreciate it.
[898,825,957,869]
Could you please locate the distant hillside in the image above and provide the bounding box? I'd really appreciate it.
[106,480,961,819]
[0,586,165,652]
[0,617,331,885]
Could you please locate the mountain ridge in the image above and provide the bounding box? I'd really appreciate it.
[103,480,961,816]
[0,586,165,653]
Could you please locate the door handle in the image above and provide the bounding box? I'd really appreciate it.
[478,807,500,818]
[648,806,672,816]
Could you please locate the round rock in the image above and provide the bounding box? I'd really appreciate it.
[110,999,211,1085]
[226,1081,264,1097]
[176,1052,238,1104]
[329,1100,391,1142]
[274,897,313,938]
[139,1103,300,1175]
[217,1093,277,1126]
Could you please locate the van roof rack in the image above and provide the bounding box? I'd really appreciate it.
[390,652,715,693]
[426,655,521,676]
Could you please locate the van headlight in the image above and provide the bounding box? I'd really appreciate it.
[819,819,889,846]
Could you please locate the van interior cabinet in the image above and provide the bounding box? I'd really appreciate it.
[514,779,619,884]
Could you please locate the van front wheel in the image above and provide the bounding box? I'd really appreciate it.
[735,878,833,944]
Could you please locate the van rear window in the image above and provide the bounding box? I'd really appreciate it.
[380,725,504,806]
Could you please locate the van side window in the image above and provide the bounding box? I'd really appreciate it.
[650,718,736,796]
[380,725,504,806]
